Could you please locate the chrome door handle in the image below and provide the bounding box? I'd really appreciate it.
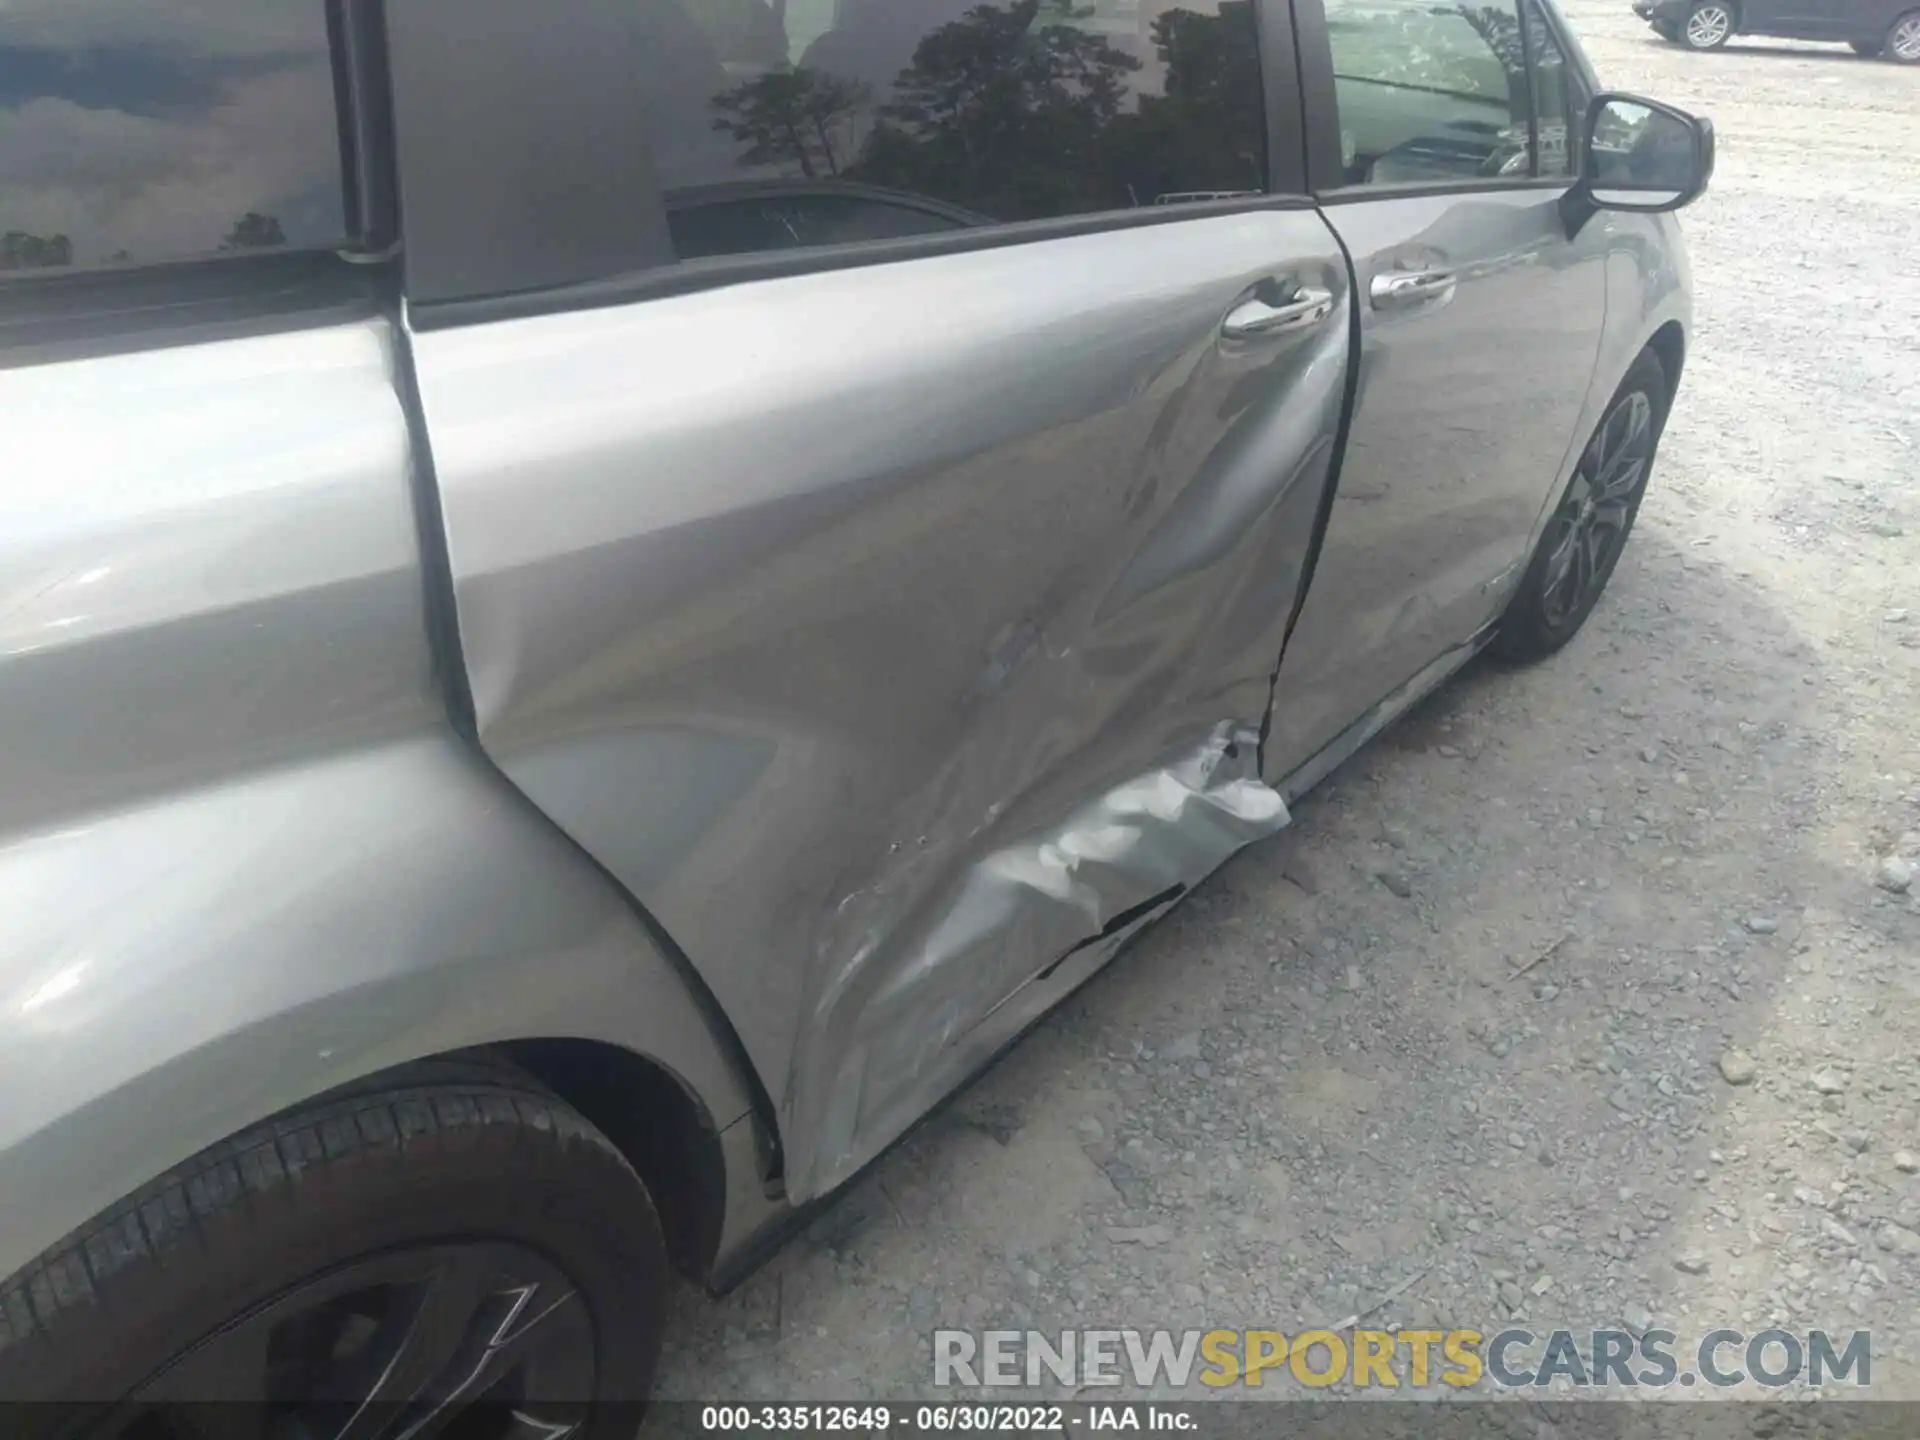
[1370,269,1458,312]
[1222,286,1335,339]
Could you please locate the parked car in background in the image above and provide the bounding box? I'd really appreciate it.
[1635,0,1920,58]
[0,0,1710,1429]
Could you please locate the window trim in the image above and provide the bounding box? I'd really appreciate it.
[1517,0,1543,176]
[1292,0,1579,197]
[409,193,1321,333]
[0,251,385,370]
[1515,0,1584,181]
[331,0,400,254]
[394,0,1312,319]
[1313,174,1572,205]
[1525,0,1598,176]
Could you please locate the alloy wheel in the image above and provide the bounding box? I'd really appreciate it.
[1540,390,1654,631]
[1892,11,1920,59]
[1686,3,1732,44]
[89,1242,595,1440]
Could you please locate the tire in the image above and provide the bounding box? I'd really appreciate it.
[1850,37,1883,55]
[1887,9,1920,61]
[1492,349,1669,664]
[0,1063,667,1437]
[1681,0,1735,47]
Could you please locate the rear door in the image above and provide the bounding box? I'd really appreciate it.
[1263,0,1609,783]
[390,0,1353,1197]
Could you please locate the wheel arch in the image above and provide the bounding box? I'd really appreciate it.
[1646,319,1686,402]
[0,733,776,1290]
[1508,238,1688,607]
[498,1037,735,1280]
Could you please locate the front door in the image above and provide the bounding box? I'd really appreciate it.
[1264,0,1610,780]
[407,0,1354,1199]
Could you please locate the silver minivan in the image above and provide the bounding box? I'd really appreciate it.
[0,0,1709,1427]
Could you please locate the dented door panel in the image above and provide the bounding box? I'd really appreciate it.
[412,211,1350,1198]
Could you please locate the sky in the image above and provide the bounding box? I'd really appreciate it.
[0,0,345,266]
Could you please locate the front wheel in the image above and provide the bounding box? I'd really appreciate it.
[1682,1,1735,47]
[1887,9,1920,61]
[1492,350,1668,663]
[0,1065,668,1438]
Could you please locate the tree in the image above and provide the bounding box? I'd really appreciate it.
[1,230,74,270]
[220,212,286,251]
[712,68,872,178]
[847,0,1140,219]
[1101,3,1264,202]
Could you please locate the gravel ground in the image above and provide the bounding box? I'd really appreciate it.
[654,7,1920,1408]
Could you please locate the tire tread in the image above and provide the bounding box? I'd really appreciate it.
[0,1074,623,1364]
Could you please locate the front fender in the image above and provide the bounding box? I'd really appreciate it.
[1513,208,1691,576]
[0,731,756,1281]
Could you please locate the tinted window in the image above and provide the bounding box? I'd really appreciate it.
[647,0,1268,260]
[0,1,345,273]
[1324,0,1536,185]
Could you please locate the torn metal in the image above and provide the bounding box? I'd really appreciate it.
[798,721,1287,1196]
[414,211,1353,1204]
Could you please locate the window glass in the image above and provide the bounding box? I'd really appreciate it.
[645,0,1269,261]
[1525,0,1579,179]
[1323,0,1535,185]
[0,1,345,273]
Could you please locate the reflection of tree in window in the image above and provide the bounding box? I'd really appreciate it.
[849,0,1139,220]
[219,212,287,251]
[1105,3,1263,205]
[0,4,344,270]
[0,231,74,270]
[713,69,871,177]
[698,0,1264,231]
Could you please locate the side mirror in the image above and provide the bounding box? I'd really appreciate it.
[1564,92,1714,230]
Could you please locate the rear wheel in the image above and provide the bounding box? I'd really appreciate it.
[1682,0,1735,46]
[0,1064,667,1438]
[1492,350,1669,663]
[1887,9,1920,61]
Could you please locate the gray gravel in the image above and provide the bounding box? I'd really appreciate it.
[654,8,1920,1405]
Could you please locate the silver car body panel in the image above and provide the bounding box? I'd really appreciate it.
[0,320,756,1283]
[1262,188,1611,780]
[411,210,1352,1199]
[1274,630,1492,806]
[0,0,1694,1286]
[1501,207,1692,595]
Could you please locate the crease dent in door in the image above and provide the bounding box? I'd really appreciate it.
[807,720,1288,1173]
[793,316,1348,1197]
[411,213,1353,1204]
